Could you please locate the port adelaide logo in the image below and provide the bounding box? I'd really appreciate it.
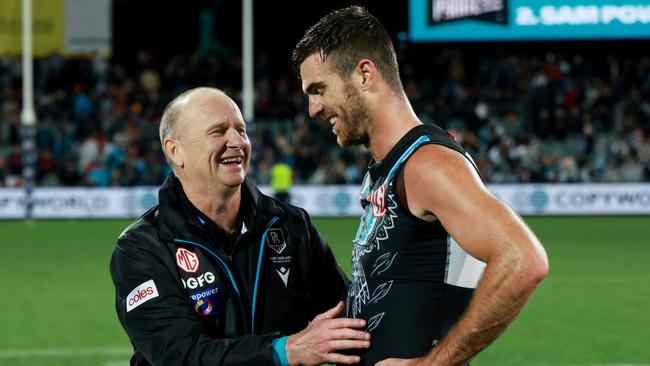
[266,227,292,287]
[266,228,286,255]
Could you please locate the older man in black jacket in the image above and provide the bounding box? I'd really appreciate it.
[110,87,370,365]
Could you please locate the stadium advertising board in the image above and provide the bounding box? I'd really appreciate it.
[0,187,158,218]
[490,184,650,215]
[1,184,649,218]
[409,0,650,41]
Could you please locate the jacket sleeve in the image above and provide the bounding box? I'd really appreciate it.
[110,231,281,366]
[302,210,350,315]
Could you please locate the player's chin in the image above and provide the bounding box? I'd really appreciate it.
[336,135,351,147]
[337,135,363,148]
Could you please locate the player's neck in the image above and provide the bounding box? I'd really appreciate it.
[367,94,422,162]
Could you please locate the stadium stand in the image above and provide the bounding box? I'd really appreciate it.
[0,46,649,187]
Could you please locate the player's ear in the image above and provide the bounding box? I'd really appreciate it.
[356,59,376,91]
[164,138,184,168]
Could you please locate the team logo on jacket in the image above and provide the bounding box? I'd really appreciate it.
[266,228,287,255]
[368,183,387,218]
[190,286,225,317]
[176,248,199,273]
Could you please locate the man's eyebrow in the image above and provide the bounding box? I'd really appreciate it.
[305,81,325,95]
[205,120,228,132]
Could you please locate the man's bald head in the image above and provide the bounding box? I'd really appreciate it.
[159,87,228,163]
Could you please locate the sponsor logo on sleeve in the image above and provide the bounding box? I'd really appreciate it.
[126,279,159,312]
[176,248,200,273]
[190,286,226,317]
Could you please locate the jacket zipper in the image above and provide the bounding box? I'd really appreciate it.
[173,238,251,333]
[251,216,279,332]
[174,215,280,334]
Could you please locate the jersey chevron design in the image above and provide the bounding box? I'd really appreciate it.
[344,126,486,365]
[348,186,399,320]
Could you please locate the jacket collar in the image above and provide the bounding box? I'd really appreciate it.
[156,174,285,243]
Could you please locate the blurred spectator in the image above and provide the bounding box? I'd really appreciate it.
[1,45,649,187]
[270,157,294,204]
[86,160,111,186]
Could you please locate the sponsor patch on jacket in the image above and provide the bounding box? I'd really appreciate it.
[126,279,159,312]
[190,286,226,317]
[266,228,287,254]
[276,266,290,287]
[176,248,199,273]
[182,271,216,290]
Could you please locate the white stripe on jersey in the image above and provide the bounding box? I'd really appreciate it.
[445,236,486,289]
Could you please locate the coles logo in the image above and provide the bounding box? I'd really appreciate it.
[176,248,199,273]
[126,279,159,312]
[368,183,387,218]
[182,272,216,290]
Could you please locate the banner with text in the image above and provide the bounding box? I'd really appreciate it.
[1,184,649,218]
[489,184,650,215]
[410,0,650,41]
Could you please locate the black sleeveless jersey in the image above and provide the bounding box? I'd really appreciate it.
[345,124,486,365]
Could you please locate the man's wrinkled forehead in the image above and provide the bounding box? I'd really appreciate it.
[185,90,243,118]
[170,91,244,138]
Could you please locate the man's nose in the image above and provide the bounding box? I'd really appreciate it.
[226,129,245,148]
[308,97,324,118]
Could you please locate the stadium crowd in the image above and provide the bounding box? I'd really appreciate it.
[0,45,649,187]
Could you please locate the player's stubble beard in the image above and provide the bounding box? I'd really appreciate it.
[337,83,371,147]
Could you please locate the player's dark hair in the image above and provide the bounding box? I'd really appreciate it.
[292,6,402,92]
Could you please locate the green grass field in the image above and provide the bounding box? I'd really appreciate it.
[1,217,649,365]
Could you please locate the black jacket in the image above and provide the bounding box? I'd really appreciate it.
[110,176,348,365]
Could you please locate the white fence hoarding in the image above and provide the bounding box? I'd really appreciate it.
[0,187,159,219]
[1,184,649,219]
[490,184,650,215]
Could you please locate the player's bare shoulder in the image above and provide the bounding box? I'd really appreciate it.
[401,144,486,220]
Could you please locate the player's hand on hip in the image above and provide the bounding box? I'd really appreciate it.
[285,301,371,366]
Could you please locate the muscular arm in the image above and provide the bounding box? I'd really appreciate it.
[385,145,548,366]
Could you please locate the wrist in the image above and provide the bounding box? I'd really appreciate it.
[272,336,289,366]
[284,334,299,366]
[424,348,448,366]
